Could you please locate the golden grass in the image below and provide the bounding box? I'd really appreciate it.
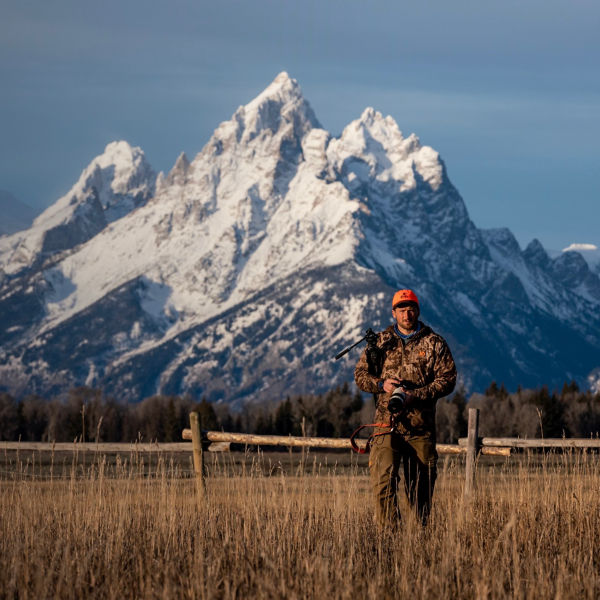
[1,450,599,599]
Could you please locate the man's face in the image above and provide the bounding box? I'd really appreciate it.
[393,303,419,334]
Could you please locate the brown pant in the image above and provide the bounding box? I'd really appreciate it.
[369,429,437,526]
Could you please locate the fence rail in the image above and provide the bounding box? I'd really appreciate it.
[4,433,597,455]
[459,437,600,449]
[179,429,508,455]
[0,442,231,453]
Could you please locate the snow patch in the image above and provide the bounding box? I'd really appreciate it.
[138,277,177,322]
[587,367,600,394]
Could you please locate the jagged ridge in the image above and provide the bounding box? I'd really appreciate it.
[1,72,599,402]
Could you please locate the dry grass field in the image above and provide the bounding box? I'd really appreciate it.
[1,448,599,599]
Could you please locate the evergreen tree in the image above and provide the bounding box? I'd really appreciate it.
[0,393,19,440]
[533,386,566,437]
[193,398,219,431]
[485,381,499,397]
[451,387,469,438]
[163,397,178,442]
[273,398,296,435]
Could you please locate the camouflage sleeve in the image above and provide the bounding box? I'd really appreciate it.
[354,347,381,394]
[411,337,457,402]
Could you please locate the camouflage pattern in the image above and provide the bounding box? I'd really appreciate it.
[355,321,456,525]
[354,322,457,437]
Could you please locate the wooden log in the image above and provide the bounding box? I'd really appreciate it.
[437,444,510,457]
[205,441,231,452]
[182,429,359,449]
[0,439,508,456]
[464,408,480,499]
[458,437,600,449]
[180,429,509,455]
[479,446,511,456]
[436,443,464,455]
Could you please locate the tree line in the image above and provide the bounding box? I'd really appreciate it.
[0,383,366,444]
[0,381,599,444]
[437,381,600,442]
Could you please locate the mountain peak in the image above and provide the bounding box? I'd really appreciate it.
[0,141,156,275]
[245,71,301,110]
[164,152,190,186]
[101,139,136,158]
[86,141,154,197]
[562,243,600,273]
[2,73,600,403]
[523,238,551,268]
[274,71,292,83]
[357,107,402,133]
[331,106,445,193]
[33,141,155,227]
[216,72,320,146]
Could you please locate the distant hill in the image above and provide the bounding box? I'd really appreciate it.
[0,190,37,235]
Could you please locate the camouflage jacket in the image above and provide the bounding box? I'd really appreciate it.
[354,322,457,437]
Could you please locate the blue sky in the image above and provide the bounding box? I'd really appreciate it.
[1,0,598,251]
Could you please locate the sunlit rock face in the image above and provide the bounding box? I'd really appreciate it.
[1,73,599,403]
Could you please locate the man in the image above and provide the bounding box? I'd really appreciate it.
[354,289,456,526]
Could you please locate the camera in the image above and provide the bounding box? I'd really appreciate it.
[388,388,407,414]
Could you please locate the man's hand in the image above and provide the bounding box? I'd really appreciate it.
[382,378,402,393]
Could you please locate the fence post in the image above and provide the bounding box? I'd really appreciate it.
[464,408,480,500]
[189,412,206,494]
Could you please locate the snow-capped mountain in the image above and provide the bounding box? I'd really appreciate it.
[0,141,155,280]
[1,72,599,402]
[561,244,600,277]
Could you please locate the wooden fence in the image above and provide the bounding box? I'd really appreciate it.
[182,408,600,498]
[3,408,600,497]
